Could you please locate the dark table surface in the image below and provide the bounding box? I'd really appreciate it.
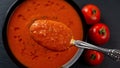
[0,0,120,68]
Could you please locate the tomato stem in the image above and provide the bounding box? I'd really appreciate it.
[92,9,96,15]
[99,28,106,35]
[91,54,96,60]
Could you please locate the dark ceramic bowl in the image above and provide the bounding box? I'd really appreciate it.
[2,0,87,68]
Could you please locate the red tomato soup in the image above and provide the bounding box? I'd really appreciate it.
[7,0,83,68]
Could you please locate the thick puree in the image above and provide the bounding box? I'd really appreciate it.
[7,0,83,68]
[29,20,73,51]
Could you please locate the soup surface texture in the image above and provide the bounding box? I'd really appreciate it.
[7,0,83,68]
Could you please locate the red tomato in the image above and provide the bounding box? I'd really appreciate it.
[84,50,104,66]
[82,4,100,25]
[88,23,110,45]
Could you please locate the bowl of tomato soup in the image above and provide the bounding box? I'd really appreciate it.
[4,0,84,68]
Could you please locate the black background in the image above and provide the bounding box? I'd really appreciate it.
[0,0,120,68]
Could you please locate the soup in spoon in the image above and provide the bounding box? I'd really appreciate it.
[30,20,73,51]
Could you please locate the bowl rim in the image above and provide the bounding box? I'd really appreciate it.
[62,0,87,67]
[62,48,84,68]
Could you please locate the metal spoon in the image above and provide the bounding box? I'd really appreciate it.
[71,39,120,61]
[30,19,120,61]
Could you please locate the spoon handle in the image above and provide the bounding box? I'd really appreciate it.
[74,40,120,61]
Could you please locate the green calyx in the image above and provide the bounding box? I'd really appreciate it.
[92,9,96,15]
[91,54,96,60]
[99,28,106,35]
